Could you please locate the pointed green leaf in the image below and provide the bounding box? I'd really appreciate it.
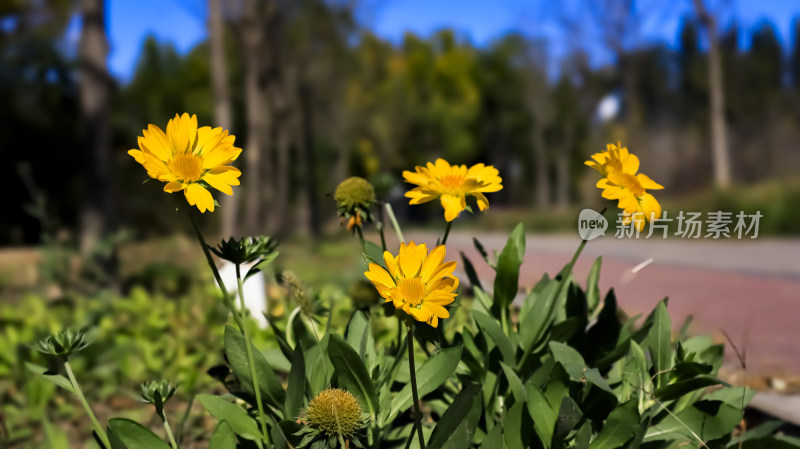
[197,394,261,441]
[25,363,74,393]
[427,384,482,449]
[209,421,237,449]
[493,223,525,309]
[327,334,379,418]
[223,325,286,411]
[108,418,171,449]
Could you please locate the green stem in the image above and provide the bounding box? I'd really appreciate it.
[515,207,606,372]
[355,225,366,250]
[377,222,388,251]
[64,359,110,449]
[236,263,270,446]
[162,416,178,449]
[407,324,426,449]
[441,220,453,245]
[385,203,405,244]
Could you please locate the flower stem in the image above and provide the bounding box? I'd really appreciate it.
[377,221,388,251]
[516,207,606,371]
[236,263,270,446]
[385,202,405,244]
[407,324,426,449]
[187,211,268,444]
[441,220,452,245]
[355,225,366,251]
[64,359,110,449]
[162,416,178,449]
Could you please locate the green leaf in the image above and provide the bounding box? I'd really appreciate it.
[223,325,286,411]
[646,301,672,389]
[363,240,385,266]
[527,383,555,447]
[493,223,525,309]
[107,418,171,449]
[555,396,583,439]
[386,346,463,425]
[481,424,504,449]
[245,252,279,281]
[589,400,639,449]
[327,334,379,418]
[654,375,725,402]
[585,257,602,315]
[461,251,483,290]
[472,310,515,365]
[346,310,376,370]
[25,362,74,393]
[519,276,565,356]
[504,401,527,449]
[208,421,237,449]
[500,362,526,403]
[285,344,306,420]
[549,341,585,381]
[196,394,261,441]
[428,384,482,449]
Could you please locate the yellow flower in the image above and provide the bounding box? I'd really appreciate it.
[586,142,664,231]
[403,159,503,222]
[364,241,458,328]
[128,113,242,213]
[305,388,363,439]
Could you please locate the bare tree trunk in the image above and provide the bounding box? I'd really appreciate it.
[240,0,267,235]
[555,124,573,208]
[78,0,111,253]
[209,0,237,238]
[298,83,321,238]
[694,0,731,189]
[531,121,550,208]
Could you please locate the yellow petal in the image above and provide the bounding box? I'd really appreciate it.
[164,181,184,193]
[185,183,214,213]
[419,245,446,283]
[398,242,426,278]
[203,172,234,195]
[364,263,396,290]
[636,173,664,190]
[473,192,490,211]
[440,194,465,222]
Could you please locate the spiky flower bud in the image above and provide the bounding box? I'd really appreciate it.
[210,235,278,266]
[33,327,91,357]
[334,177,376,233]
[141,380,178,418]
[305,388,363,439]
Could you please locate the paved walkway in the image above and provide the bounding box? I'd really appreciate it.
[393,231,800,380]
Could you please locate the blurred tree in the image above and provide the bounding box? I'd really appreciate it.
[78,0,112,252]
[209,0,237,238]
[693,0,732,189]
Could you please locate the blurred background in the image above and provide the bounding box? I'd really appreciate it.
[3,0,800,445]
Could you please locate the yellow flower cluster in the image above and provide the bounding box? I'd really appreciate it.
[403,159,503,222]
[364,242,458,328]
[129,113,241,213]
[586,142,664,231]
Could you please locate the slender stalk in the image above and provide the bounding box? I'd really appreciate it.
[407,324,426,449]
[236,263,270,445]
[355,225,366,250]
[187,211,267,444]
[175,395,194,445]
[377,222,387,251]
[441,220,453,245]
[515,207,606,372]
[162,416,178,449]
[385,203,405,244]
[64,359,110,449]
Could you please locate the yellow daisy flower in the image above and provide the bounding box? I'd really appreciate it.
[364,241,458,328]
[128,113,242,213]
[586,142,664,231]
[403,159,503,222]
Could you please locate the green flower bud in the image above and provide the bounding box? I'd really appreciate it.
[141,380,178,417]
[210,235,278,265]
[33,327,91,357]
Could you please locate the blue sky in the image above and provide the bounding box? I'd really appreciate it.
[85,0,799,80]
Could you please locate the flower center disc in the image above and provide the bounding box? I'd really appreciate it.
[439,174,465,193]
[399,277,425,306]
[170,153,203,182]
[619,173,644,197]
